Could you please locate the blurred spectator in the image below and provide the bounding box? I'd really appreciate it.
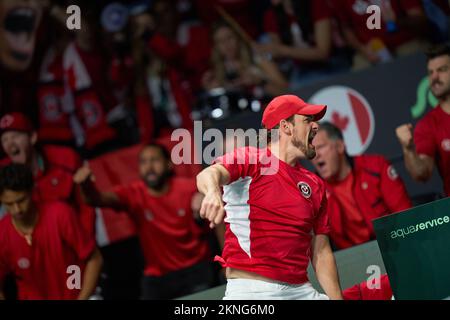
[37,9,74,147]
[0,0,51,121]
[74,143,219,299]
[0,163,102,300]
[311,122,412,250]
[0,112,95,236]
[336,0,429,70]
[255,0,351,88]
[396,43,450,197]
[195,0,262,38]
[202,21,288,98]
[343,274,393,300]
[421,0,450,43]
[42,1,140,151]
[130,0,203,142]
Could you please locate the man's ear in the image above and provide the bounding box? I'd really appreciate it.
[279,120,292,136]
[30,132,38,146]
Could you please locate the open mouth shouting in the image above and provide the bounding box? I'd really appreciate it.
[0,2,42,70]
[307,130,317,151]
[7,144,25,163]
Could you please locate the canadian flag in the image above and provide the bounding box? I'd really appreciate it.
[310,86,375,155]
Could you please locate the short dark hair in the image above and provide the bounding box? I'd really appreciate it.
[0,163,34,195]
[426,43,450,61]
[141,143,171,161]
[318,121,344,141]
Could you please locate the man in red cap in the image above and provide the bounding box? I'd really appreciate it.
[196,94,343,299]
[0,112,94,236]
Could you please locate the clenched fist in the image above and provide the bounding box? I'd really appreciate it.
[396,123,414,150]
[199,189,225,229]
[73,164,94,185]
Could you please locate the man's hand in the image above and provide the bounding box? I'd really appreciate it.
[73,164,94,185]
[199,189,225,229]
[396,123,414,150]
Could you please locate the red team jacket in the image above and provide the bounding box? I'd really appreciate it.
[325,155,412,250]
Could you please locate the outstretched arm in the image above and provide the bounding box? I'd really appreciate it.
[196,164,230,228]
[312,234,343,300]
[73,165,123,210]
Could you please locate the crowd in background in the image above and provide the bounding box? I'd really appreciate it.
[1,0,450,300]
[1,0,449,158]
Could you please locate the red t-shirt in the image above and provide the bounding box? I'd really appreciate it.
[113,177,210,277]
[414,105,450,196]
[0,202,96,300]
[336,0,422,49]
[214,146,330,284]
[328,171,372,247]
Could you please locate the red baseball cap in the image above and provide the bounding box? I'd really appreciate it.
[262,95,327,129]
[0,112,34,135]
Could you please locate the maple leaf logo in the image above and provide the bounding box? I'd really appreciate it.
[331,111,349,131]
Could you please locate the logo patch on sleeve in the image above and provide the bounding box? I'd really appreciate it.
[298,182,312,199]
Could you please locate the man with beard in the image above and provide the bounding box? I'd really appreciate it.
[312,122,412,250]
[396,44,450,197]
[73,143,215,299]
[196,95,343,299]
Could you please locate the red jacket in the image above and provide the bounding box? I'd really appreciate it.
[343,274,393,300]
[326,155,412,250]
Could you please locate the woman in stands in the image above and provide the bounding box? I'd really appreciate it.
[202,21,288,98]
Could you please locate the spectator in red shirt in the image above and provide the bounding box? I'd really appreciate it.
[0,163,102,300]
[73,143,218,299]
[0,112,95,236]
[396,43,450,197]
[311,122,412,250]
[336,0,429,70]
